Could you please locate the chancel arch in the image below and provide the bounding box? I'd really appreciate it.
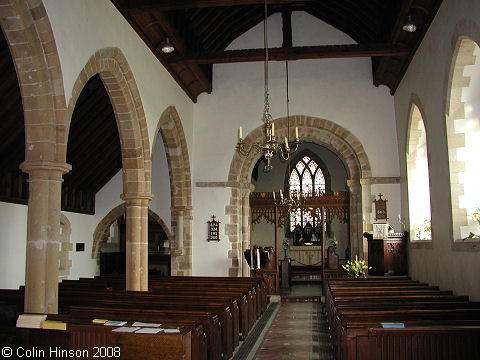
[227,115,371,277]
[66,48,152,290]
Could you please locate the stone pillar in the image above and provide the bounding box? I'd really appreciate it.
[176,210,184,254]
[20,160,71,314]
[121,193,153,291]
[347,179,362,259]
[241,190,251,277]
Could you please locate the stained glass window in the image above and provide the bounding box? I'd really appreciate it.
[289,154,327,231]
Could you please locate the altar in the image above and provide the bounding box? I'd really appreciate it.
[288,246,323,266]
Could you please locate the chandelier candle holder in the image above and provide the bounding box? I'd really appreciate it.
[234,0,300,172]
[273,188,305,211]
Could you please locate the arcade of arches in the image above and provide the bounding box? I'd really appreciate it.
[0,0,479,324]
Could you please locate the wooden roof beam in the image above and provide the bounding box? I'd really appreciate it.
[170,43,410,65]
[126,0,313,12]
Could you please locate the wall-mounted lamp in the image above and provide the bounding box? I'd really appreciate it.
[161,38,175,53]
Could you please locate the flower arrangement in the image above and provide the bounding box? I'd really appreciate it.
[414,218,431,240]
[341,256,371,278]
[472,208,480,224]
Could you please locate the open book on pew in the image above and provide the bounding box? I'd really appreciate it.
[16,314,47,329]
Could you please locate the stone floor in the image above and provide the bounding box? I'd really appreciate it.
[234,283,334,360]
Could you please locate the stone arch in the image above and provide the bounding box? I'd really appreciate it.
[91,205,172,266]
[443,19,480,251]
[0,0,67,163]
[227,115,371,276]
[59,213,72,281]
[92,204,126,261]
[66,47,151,197]
[152,106,193,275]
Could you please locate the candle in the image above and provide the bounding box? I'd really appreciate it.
[273,192,276,201]
[280,189,283,200]
[295,127,299,139]
[256,249,261,269]
[398,214,401,221]
[284,137,290,151]
[238,126,242,140]
[271,122,274,136]
[355,255,358,262]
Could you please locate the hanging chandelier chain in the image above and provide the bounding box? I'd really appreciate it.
[234,0,300,172]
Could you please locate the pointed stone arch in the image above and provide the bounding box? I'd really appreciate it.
[66,47,151,196]
[227,115,371,276]
[152,106,193,275]
[0,0,68,163]
[66,47,152,289]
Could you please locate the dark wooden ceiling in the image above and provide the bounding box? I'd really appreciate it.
[111,0,443,102]
[0,22,122,214]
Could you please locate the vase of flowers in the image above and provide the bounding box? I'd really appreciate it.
[341,256,371,278]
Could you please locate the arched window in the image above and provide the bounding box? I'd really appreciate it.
[446,38,480,242]
[406,104,432,240]
[289,155,326,231]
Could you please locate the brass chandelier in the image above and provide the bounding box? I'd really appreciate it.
[235,0,300,172]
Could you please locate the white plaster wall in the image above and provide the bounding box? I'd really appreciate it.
[61,211,97,279]
[394,0,480,300]
[192,187,232,276]
[43,0,194,162]
[193,11,398,184]
[0,202,27,289]
[150,133,172,232]
[370,184,402,234]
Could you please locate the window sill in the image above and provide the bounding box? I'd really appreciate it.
[410,240,433,249]
[452,238,480,251]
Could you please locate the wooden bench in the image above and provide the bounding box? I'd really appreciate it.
[324,277,480,360]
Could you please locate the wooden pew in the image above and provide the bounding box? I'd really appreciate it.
[57,289,235,359]
[324,277,480,360]
[69,305,223,360]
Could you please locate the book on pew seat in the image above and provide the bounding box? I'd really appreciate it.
[135,328,164,334]
[164,328,181,333]
[92,318,108,324]
[41,320,67,330]
[104,320,127,326]
[132,321,162,327]
[111,326,141,333]
[381,322,405,328]
[16,314,47,329]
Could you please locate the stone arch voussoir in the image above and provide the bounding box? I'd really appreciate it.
[0,0,67,163]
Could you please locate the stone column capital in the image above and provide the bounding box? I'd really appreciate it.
[346,179,361,191]
[360,177,372,185]
[20,160,71,180]
[120,192,154,204]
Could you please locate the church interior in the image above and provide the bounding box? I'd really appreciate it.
[1,0,480,358]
